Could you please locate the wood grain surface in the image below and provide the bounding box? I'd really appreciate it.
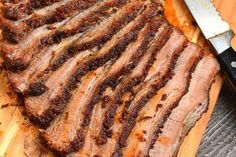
[0,0,223,157]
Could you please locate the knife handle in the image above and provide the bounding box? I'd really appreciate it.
[218,47,236,92]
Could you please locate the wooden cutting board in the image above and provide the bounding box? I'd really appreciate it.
[0,0,223,156]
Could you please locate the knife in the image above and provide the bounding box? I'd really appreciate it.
[184,0,236,92]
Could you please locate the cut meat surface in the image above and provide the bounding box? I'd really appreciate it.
[1,0,220,156]
[149,56,219,157]
[24,49,96,125]
[83,23,172,157]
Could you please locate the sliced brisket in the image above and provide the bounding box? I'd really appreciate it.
[1,0,220,156]
[40,14,165,154]
[40,66,107,154]
[77,22,172,157]
[24,0,159,126]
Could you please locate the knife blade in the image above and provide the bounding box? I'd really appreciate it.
[184,0,236,92]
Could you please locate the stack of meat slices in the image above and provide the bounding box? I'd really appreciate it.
[1,0,219,156]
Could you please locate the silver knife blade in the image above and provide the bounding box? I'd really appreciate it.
[184,0,230,39]
[209,30,234,54]
[184,0,234,54]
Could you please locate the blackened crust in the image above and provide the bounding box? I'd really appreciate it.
[3,57,28,72]
[25,1,149,97]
